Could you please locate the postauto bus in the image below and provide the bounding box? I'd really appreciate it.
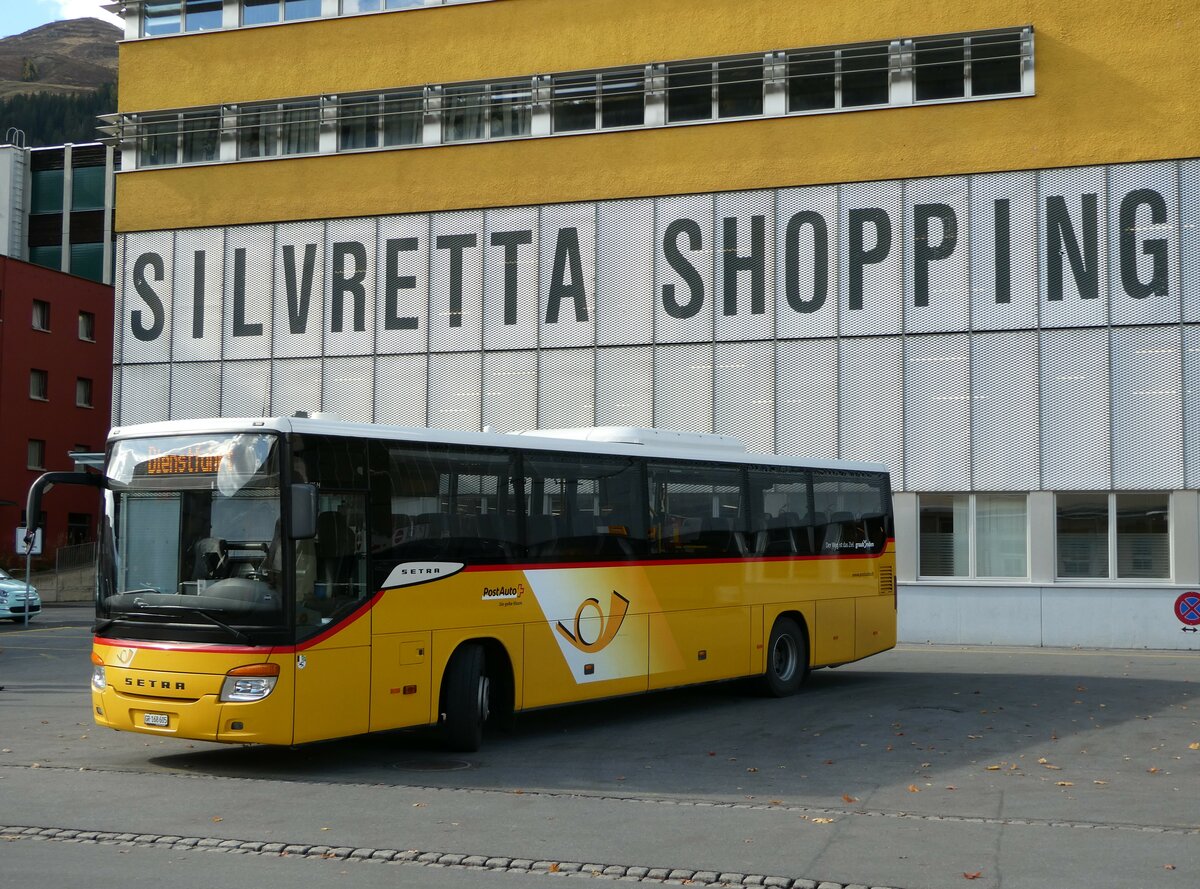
[40,416,895,751]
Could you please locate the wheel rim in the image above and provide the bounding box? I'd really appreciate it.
[771,634,797,682]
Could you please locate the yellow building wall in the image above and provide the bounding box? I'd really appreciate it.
[116,0,1199,233]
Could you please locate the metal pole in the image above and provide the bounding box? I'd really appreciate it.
[23,534,32,629]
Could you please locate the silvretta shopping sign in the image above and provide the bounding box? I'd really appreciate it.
[118,159,1197,360]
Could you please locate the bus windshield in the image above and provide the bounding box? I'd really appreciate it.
[99,432,286,636]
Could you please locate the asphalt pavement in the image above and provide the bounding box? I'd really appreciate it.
[1,614,1197,889]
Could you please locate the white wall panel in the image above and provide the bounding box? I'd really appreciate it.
[539,203,596,349]
[713,341,774,453]
[714,190,774,342]
[595,346,653,427]
[375,354,428,426]
[483,207,539,351]
[655,194,714,344]
[972,330,1040,490]
[119,364,170,424]
[1039,165,1108,329]
[272,221,324,359]
[776,339,837,459]
[1111,326,1183,489]
[904,177,970,334]
[654,343,713,433]
[905,334,971,490]
[120,231,173,364]
[169,362,221,420]
[776,186,838,340]
[270,359,321,418]
[970,171,1039,331]
[223,225,273,361]
[428,352,482,430]
[429,211,483,353]
[323,356,375,422]
[596,199,655,346]
[539,348,595,429]
[1109,162,1180,326]
[839,336,903,474]
[220,360,271,417]
[172,228,224,362]
[840,180,903,337]
[481,350,537,432]
[376,214,429,356]
[325,217,377,356]
[1041,327,1110,489]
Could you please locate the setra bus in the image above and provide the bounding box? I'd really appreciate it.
[55,415,894,751]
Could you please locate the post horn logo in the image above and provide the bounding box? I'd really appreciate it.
[555,591,630,654]
[117,648,134,665]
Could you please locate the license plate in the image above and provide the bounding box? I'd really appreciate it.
[143,713,169,727]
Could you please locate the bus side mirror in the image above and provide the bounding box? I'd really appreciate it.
[290,483,318,540]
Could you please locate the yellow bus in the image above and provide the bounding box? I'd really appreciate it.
[75,416,894,751]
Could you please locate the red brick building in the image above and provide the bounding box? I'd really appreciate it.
[0,256,112,569]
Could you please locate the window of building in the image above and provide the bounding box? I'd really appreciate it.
[339,90,423,150]
[787,49,835,111]
[143,1,224,36]
[551,69,645,133]
[70,166,107,211]
[717,57,764,118]
[443,85,487,142]
[28,440,46,471]
[79,311,96,341]
[919,493,1028,579]
[29,246,62,273]
[76,378,94,409]
[67,512,92,546]
[30,168,64,215]
[342,0,426,11]
[488,80,533,139]
[70,243,106,283]
[32,299,51,331]
[667,62,713,123]
[841,43,891,107]
[1056,493,1170,580]
[238,101,320,158]
[243,0,321,25]
[30,369,49,401]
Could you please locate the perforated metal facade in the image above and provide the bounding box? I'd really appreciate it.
[115,158,1197,493]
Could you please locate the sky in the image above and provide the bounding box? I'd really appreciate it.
[0,1,122,39]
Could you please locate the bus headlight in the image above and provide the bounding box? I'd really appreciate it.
[219,663,280,702]
[91,652,106,691]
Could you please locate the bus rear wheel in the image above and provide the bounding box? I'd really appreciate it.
[762,617,808,697]
[442,643,490,752]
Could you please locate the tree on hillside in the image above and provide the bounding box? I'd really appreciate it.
[0,82,117,147]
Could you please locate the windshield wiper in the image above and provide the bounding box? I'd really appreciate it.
[124,605,256,645]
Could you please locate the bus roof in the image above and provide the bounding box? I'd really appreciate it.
[107,416,890,475]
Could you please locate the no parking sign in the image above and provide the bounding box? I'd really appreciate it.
[1175,592,1200,633]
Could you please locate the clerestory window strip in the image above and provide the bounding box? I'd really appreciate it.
[101,27,1033,171]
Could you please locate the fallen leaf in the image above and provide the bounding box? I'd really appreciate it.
[1037,757,1048,764]
[841,793,858,803]
[746,767,758,773]
[1055,781,1074,787]
[1188,743,1199,751]
[1148,767,1162,774]
[963,871,983,880]
[907,784,921,793]
[1093,780,1109,785]
[811,817,835,824]
[1043,764,1062,770]
[823,760,835,765]
[1165,864,1176,870]
[211,816,222,823]
[548,863,560,873]
[946,785,957,791]
[986,764,1002,771]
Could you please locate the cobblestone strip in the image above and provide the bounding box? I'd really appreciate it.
[0,825,895,889]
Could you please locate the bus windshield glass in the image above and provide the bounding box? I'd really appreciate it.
[99,432,285,634]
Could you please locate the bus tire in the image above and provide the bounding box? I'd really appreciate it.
[442,643,489,752]
[762,617,807,697]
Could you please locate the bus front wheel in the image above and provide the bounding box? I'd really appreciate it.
[762,617,808,697]
[442,643,490,752]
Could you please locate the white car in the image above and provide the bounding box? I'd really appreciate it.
[0,567,40,621]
